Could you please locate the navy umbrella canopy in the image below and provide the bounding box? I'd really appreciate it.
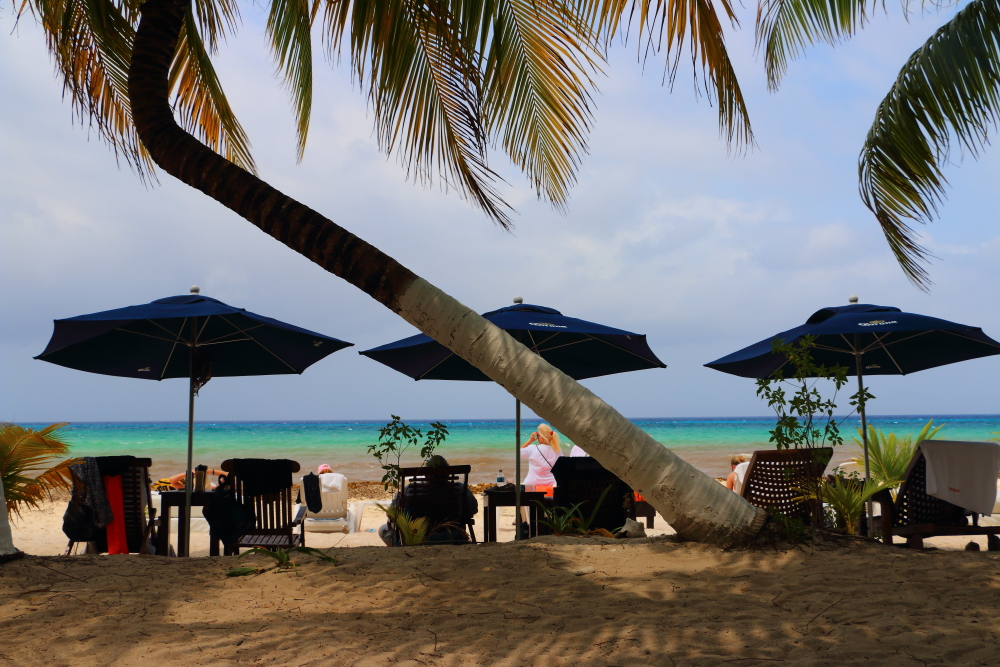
[361,299,665,539]
[36,288,353,555]
[705,302,1000,378]
[36,292,352,378]
[360,302,666,381]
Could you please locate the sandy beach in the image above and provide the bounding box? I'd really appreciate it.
[5,495,1000,666]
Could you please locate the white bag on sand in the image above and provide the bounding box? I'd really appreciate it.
[615,518,646,539]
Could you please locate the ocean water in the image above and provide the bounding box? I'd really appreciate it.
[22,415,1000,483]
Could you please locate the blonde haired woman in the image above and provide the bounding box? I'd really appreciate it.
[520,424,562,495]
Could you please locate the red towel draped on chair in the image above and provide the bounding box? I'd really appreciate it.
[102,475,129,554]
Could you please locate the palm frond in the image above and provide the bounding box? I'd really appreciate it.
[267,0,316,160]
[19,0,155,179]
[481,0,599,209]
[321,0,512,226]
[583,0,753,149]
[170,6,256,172]
[860,0,1000,289]
[755,0,875,90]
[1,423,77,518]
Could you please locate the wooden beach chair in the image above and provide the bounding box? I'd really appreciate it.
[65,456,158,555]
[219,459,305,555]
[872,441,1000,549]
[394,465,476,545]
[740,448,833,524]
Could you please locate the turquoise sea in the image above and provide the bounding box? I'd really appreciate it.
[22,415,1000,483]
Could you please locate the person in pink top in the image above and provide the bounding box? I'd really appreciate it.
[520,424,562,491]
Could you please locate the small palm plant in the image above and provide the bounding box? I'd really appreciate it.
[379,505,432,546]
[795,471,890,535]
[227,546,338,576]
[852,419,943,497]
[1,423,78,519]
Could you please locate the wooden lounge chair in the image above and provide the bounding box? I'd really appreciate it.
[394,465,476,545]
[872,442,1000,549]
[551,457,635,533]
[740,448,833,524]
[65,456,158,555]
[220,459,305,555]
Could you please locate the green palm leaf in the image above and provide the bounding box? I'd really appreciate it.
[860,0,1000,288]
[20,0,254,175]
[321,0,513,225]
[755,0,874,90]
[266,0,315,160]
[1,423,78,519]
[481,0,599,209]
[584,0,754,149]
[170,5,257,171]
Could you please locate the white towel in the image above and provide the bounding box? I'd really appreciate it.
[319,472,346,493]
[918,440,1000,516]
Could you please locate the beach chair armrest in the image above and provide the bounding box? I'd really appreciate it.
[291,504,306,526]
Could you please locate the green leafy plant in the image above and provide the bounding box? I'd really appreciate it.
[368,416,449,492]
[756,337,870,450]
[379,505,431,546]
[796,470,890,536]
[851,420,944,497]
[226,546,338,576]
[533,485,614,536]
[1,423,79,519]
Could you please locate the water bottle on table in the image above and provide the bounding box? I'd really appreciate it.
[496,470,505,484]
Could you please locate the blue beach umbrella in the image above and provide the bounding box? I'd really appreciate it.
[35,287,353,555]
[705,297,1000,523]
[360,298,666,537]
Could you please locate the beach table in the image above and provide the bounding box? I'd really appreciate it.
[156,491,221,557]
[482,488,548,542]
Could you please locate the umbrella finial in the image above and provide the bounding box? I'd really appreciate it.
[848,295,858,304]
[190,285,201,295]
[513,296,523,304]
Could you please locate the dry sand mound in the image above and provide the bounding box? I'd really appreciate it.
[2,536,998,666]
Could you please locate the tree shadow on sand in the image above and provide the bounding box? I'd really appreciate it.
[1,536,999,666]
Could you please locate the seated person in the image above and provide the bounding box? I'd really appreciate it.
[153,467,223,491]
[378,455,478,545]
[725,455,749,493]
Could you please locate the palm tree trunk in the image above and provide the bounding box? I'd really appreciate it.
[0,485,24,562]
[129,0,765,544]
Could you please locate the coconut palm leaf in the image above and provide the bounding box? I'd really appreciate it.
[20,0,255,175]
[266,0,316,160]
[321,0,521,226]
[170,5,257,171]
[583,0,753,149]
[860,0,1000,288]
[1,423,78,519]
[755,0,875,90]
[480,0,599,210]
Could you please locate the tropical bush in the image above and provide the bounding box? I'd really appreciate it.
[368,416,449,492]
[851,420,943,497]
[1,423,78,519]
[796,470,889,535]
[756,337,871,450]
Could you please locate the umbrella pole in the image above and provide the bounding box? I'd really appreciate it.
[182,321,197,557]
[514,399,521,541]
[854,348,872,537]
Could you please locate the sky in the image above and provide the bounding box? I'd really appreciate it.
[2,3,998,423]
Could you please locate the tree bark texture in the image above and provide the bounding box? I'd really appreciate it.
[128,0,766,544]
[0,484,24,562]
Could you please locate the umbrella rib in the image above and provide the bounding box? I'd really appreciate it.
[196,323,268,346]
[939,330,1000,349]
[216,314,300,373]
[575,334,667,367]
[157,317,188,380]
[860,331,930,354]
[119,328,192,345]
[415,351,457,380]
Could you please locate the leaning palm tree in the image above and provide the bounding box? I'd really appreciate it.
[12,0,766,544]
[756,0,1000,288]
